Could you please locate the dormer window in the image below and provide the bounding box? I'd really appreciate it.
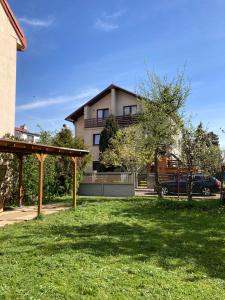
[123,105,137,116]
[97,108,109,119]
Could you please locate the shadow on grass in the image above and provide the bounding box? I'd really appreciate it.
[3,197,225,280]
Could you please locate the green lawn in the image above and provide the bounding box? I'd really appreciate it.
[1,197,225,299]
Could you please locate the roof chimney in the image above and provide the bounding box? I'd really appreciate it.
[20,124,27,130]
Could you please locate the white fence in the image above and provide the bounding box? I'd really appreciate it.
[82,172,134,184]
[79,172,135,197]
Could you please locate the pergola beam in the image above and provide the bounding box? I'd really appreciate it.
[0,139,88,157]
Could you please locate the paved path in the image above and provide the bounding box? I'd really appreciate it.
[0,203,70,227]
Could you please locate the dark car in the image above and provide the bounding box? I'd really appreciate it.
[161,174,221,196]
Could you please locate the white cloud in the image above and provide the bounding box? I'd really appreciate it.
[95,19,119,32]
[94,10,126,32]
[19,17,54,27]
[17,88,99,111]
[104,10,126,19]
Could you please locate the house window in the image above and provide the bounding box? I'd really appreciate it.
[123,105,137,116]
[93,134,100,145]
[27,135,33,142]
[93,161,101,172]
[97,108,109,119]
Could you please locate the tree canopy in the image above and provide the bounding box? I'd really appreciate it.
[138,71,190,197]
[101,125,153,174]
[181,123,222,201]
[99,115,118,154]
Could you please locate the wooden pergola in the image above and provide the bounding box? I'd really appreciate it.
[0,139,89,215]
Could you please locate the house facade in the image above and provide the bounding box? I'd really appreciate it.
[15,125,40,143]
[0,0,27,137]
[66,85,140,172]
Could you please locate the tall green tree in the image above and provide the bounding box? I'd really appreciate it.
[52,126,91,195]
[99,115,118,154]
[139,71,190,198]
[101,125,153,187]
[195,123,221,175]
[181,125,200,201]
[196,122,220,147]
[181,123,222,201]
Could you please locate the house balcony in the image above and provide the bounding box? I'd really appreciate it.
[84,114,139,128]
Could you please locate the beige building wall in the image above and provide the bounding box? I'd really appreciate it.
[89,93,112,118]
[0,3,21,137]
[74,89,139,172]
[75,116,103,172]
[116,90,138,115]
[75,115,85,139]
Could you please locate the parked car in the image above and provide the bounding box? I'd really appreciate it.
[161,174,221,196]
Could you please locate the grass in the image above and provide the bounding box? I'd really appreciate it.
[1,196,225,299]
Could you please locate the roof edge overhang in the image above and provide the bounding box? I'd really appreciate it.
[1,0,27,51]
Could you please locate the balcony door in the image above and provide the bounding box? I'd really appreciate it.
[123,105,137,116]
[97,108,109,119]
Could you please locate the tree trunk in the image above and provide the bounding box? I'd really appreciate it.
[155,148,163,198]
[187,168,193,201]
[134,172,138,189]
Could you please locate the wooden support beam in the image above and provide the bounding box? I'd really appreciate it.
[71,157,77,209]
[17,154,23,207]
[36,153,47,215]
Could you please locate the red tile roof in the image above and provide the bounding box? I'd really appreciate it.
[15,127,40,137]
[0,0,27,51]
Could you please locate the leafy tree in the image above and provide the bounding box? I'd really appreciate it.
[196,122,220,147]
[101,125,153,187]
[195,123,221,175]
[181,123,222,201]
[52,126,91,195]
[139,71,190,197]
[52,125,75,148]
[99,115,118,154]
[181,125,200,201]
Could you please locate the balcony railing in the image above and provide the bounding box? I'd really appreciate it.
[84,114,139,128]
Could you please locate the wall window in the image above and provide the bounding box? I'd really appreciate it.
[93,161,101,172]
[97,108,109,119]
[27,135,33,142]
[123,105,137,116]
[93,134,101,145]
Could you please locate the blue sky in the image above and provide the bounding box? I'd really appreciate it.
[10,0,225,145]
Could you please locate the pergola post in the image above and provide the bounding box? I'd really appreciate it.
[17,154,23,207]
[71,157,77,209]
[36,153,47,215]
